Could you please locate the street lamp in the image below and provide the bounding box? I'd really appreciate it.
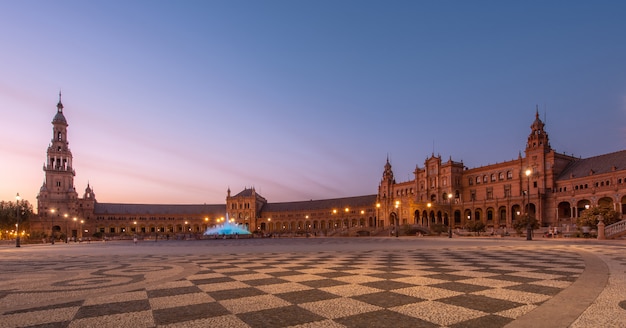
[73,217,77,242]
[447,193,453,238]
[525,169,532,241]
[64,213,69,243]
[15,193,21,247]
[394,201,400,237]
[376,203,380,228]
[50,209,56,245]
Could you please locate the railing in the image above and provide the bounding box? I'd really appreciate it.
[604,220,626,239]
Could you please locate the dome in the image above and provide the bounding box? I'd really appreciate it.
[53,111,67,124]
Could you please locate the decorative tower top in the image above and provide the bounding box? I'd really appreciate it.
[526,106,550,151]
[53,91,67,125]
[382,156,395,182]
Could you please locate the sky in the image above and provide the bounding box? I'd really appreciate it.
[1,1,625,209]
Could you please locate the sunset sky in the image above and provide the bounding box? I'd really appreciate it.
[1,1,625,209]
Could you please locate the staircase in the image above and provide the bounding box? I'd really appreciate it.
[604,220,626,239]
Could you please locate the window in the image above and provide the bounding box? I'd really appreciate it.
[486,188,493,200]
[470,190,476,201]
[491,174,496,182]
[499,172,504,180]
[476,177,480,184]
[483,175,488,183]
[507,171,513,179]
[469,177,473,185]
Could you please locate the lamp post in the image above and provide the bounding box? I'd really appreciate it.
[64,213,69,243]
[394,200,400,237]
[525,169,532,241]
[73,217,77,242]
[15,193,21,247]
[376,203,380,228]
[50,209,56,245]
[427,202,432,227]
[447,193,453,238]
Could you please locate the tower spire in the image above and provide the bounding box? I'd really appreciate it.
[57,90,64,113]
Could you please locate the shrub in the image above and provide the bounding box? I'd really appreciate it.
[403,224,430,236]
[512,215,539,234]
[428,223,448,236]
[576,206,621,230]
[465,220,486,235]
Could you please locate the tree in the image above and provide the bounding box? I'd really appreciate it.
[513,215,539,235]
[465,220,486,235]
[0,199,34,239]
[577,206,621,230]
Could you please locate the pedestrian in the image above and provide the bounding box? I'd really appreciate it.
[133,235,137,245]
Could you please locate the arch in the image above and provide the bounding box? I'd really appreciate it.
[598,197,614,209]
[498,206,507,227]
[576,199,592,217]
[511,204,522,223]
[421,210,428,226]
[474,209,482,222]
[464,209,472,222]
[486,207,495,224]
[557,201,571,222]
[453,210,461,225]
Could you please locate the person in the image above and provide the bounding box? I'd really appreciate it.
[133,235,137,245]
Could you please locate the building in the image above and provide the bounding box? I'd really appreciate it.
[32,97,626,240]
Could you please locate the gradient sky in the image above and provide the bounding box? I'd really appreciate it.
[2,1,625,208]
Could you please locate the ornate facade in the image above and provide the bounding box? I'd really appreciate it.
[32,98,626,240]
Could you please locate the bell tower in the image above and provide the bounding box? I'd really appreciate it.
[37,92,78,217]
[526,106,550,153]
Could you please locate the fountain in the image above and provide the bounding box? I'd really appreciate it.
[203,214,251,236]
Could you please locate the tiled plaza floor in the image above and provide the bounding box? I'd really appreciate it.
[0,237,624,328]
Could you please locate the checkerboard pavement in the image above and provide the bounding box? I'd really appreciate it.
[0,245,586,328]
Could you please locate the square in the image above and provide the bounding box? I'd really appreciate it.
[244,277,289,286]
[277,289,340,304]
[438,294,524,313]
[352,291,425,308]
[299,297,382,319]
[393,286,463,300]
[335,309,438,328]
[153,302,230,326]
[391,300,486,326]
[146,285,203,298]
[431,282,490,293]
[362,280,421,291]
[219,294,291,314]
[208,287,267,301]
[255,281,312,294]
[300,279,349,289]
[237,305,325,328]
